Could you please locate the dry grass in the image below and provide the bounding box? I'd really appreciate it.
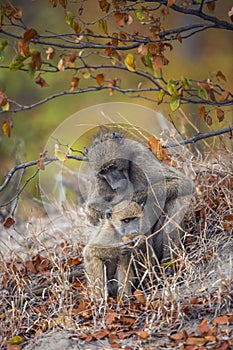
[0,152,232,349]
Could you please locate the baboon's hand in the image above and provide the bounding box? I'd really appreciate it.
[120,235,146,255]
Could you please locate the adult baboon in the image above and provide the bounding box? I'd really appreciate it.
[83,200,143,298]
[86,127,194,264]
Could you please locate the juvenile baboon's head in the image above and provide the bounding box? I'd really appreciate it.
[106,200,143,237]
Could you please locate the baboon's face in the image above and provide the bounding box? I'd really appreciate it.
[118,215,141,236]
[107,211,141,236]
[98,159,130,192]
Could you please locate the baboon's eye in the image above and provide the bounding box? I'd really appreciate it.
[99,168,107,175]
[99,165,117,175]
[122,218,131,223]
[111,132,122,140]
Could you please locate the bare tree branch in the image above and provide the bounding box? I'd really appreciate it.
[0,155,87,193]
[164,125,233,148]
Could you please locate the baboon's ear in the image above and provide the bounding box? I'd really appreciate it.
[105,208,112,219]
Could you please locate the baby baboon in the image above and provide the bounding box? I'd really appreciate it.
[83,200,143,298]
[86,128,194,263]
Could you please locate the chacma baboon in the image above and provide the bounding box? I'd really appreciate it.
[83,200,143,298]
[86,127,194,264]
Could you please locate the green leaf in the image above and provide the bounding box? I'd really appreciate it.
[167,80,178,96]
[0,40,8,62]
[15,54,27,62]
[10,335,25,345]
[198,86,209,100]
[82,69,90,79]
[99,19,108,34]
[0,39,7,49]
[170,95,180,111]
[9,60,24,71]
[65,11,74,28]
[135,9,145,22]
[181,76,191,90]
[144,52,153,70]
[1,101,9,111]
[158,89,165,105]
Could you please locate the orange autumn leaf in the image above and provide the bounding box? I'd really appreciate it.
[99,0,110,13]
[70,76,80,91]
[37,158,45,170]
[93,328,110,340]
[151,55,164,71]
[177,33,182,43]
[205,335,216,342]
[59,0,67,9]
[185,336,207,346]
[197,319,210,335]
[148,135,168,161]
[198,105,206,118]
[170,331,187,340]
[23,28,38,41]
[67,257,82,265]
[138,330,148,339]
[18,38,30,57]
[96,73,105,86]
[133,289,146,305]
[219,90,229,103]
[216,108,224,122]
[24,259,37,274]
[225,213,233,221]
[2,120,13,137]
[3,216,15,228]
[35,75,49,87]
[0,91,8,106]
[216,70,226,82]
[114,12,133,27]
[167,0,176,7]
[31,51,42,70]
[205,115,213,126]
[212,315,229,325]
[73,299,89,314]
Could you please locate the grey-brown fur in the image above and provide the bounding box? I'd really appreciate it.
[86,128,194,264]
[83,201,143,298]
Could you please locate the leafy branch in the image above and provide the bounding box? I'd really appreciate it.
[0,0,232,122]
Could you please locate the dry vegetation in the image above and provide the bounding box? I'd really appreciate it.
[0,151,232,350]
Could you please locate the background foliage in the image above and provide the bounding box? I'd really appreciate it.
[0,0,232,214]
